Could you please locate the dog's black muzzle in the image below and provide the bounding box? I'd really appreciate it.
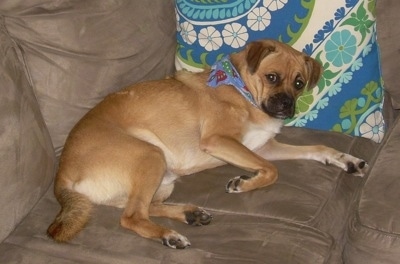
[262,93,295,120]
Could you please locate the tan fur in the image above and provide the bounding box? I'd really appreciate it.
[47,40,368,249]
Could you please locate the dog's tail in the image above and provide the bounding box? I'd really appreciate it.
[47,186,93,242]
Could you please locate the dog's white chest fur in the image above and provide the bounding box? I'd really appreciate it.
[242,119,283,150]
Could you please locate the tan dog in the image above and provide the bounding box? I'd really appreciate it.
[47,39,367,249]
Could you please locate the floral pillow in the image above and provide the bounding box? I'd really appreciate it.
[175,0,385,143]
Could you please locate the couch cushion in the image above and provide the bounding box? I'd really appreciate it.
[1,0,177,156]
[0,127,377,263]
[168,127,377,261]
[0,187,335,264]
[344,116,400,263]
[169,127,376,222]
[175,0,386,142]
[377,0,400,109]
[0,23,55,242]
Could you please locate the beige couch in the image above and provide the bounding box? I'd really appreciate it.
[1,1,399,263]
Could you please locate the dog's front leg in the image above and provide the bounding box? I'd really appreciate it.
[200,135,278,193]
[255,139,368,177]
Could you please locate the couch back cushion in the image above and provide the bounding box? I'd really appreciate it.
[376,0,400,109]
[0,25,55,242]
[2,0,177,155]
[176,0,386,143]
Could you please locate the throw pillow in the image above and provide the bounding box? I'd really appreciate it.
[175,0,385,143]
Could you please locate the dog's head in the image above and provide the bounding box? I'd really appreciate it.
[231,40,322,119]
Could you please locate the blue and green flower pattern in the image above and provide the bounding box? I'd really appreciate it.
[176,0,385,142]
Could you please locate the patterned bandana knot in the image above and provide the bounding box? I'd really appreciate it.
[207,56,258,108]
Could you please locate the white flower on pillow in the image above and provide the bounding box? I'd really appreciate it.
[222,23,249,48]
[359,110,385,143]
[247,7,272,31]
[198,26,223,51]
[180,21,197,45]
[263,0,288,11]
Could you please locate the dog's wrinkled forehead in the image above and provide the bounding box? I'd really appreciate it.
[245,40,322,89]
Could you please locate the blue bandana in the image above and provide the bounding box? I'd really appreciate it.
[207,56,258,108]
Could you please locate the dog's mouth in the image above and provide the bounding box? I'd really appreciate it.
[261,93,295,120]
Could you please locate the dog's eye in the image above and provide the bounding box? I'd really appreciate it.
[266,74,278,84]
[294,80,305,90]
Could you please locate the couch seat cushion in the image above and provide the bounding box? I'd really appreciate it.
[0,188,334,264]
[0,127,378,263]
[169,127,377,229]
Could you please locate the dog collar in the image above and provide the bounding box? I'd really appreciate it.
[207,56,258,108]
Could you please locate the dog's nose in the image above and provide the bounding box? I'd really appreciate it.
[262,93,295,119]
[275,93,293,109]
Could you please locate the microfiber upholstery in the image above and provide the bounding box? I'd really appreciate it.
[0,0,399,263]
[344,115,400,263]
[0,128,378,263]
[0,23,55,242]
[1,0,177,156]
[376,0,400,109]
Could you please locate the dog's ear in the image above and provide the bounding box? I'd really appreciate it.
[246,41,275,74]
[305,56,323,89]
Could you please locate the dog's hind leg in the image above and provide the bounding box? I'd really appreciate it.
[121,200,191,249]
[149,180,212,226]
[149,203,212,226]
[119,150,191,249]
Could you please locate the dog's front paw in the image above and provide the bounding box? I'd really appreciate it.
[345,159,368,177]
[185,208,212,226]
[226,175,251,193]
[162,232,191,249]
[329,153,368,177]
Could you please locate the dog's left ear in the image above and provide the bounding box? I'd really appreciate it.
[305,56,323,89]
[246,41,275,74]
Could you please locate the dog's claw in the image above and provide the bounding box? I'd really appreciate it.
[185,208,212,226]
[226,175,251,193]
[162,232,191,249]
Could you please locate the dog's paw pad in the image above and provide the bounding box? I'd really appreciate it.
[185,209,212,226]
[346,160,368,177]
[162,232,191,249]
[226,175,251,193]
